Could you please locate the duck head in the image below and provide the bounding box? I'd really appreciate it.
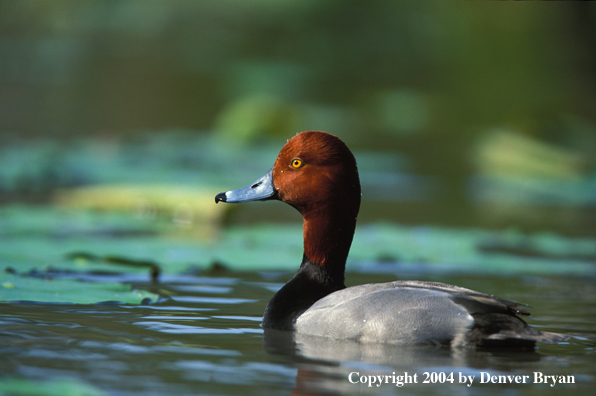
[216,131,361,267]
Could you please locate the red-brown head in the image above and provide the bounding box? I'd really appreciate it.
[272,131,360,216]
[216,131,361,267]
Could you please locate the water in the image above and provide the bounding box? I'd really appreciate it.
[1,271,595,396]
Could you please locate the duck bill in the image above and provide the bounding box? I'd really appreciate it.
[215,168,278,203]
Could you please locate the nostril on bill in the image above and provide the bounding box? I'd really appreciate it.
[251,181,262,189]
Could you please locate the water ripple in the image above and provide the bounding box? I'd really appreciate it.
[170,296,257,304]
[133,321,263,335]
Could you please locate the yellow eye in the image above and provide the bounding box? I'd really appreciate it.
[291,158,303,168]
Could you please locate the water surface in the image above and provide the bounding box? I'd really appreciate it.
[1,271,594,396]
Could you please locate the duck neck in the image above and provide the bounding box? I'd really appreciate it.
[262,208,357,330]
[300,203,358,283]
[262,255,346,330]
[263,167,361,330]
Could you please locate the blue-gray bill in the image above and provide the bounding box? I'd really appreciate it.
[215,168,278,203]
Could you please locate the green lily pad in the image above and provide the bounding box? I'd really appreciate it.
[2,204,596,279]
[0,377,106,396]
[0,272,158,304]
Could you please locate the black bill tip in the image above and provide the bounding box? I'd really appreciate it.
[215,192,227,204]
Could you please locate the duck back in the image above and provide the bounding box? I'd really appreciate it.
[295,280,565,347]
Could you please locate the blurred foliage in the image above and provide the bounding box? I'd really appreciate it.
[0,1,594,144]
[1,205,594,277]
[54,184,226,239]
[0,1,595,236]
[0,131,594,236]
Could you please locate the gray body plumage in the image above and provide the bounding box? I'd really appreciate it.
[295,280,558,347]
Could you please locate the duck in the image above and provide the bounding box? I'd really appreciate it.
[215,130,565,348]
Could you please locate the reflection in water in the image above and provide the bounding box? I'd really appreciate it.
[263,329,551,395]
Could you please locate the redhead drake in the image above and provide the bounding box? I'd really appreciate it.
[215,131,564,348]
